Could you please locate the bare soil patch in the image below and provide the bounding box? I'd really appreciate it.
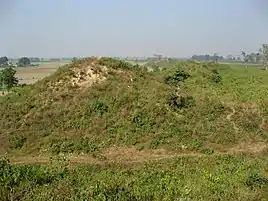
[7,142,268,165]
[15,62,68,85]
[16,67,58,84]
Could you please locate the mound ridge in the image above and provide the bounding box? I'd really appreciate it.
[0,58,267,156]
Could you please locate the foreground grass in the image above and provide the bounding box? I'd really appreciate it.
[1,154,268,201]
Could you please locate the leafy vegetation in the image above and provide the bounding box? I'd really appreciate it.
[164,69,190,85]
[0,57,9,66]
[16,57,31,67]
[0,67,18,90]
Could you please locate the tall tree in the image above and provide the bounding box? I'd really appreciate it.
[241,51,249,68]
[256,52,261,64]
[29,57,40,62]
[0,57,8,66]
[0,67,18,90]
[248,53,257,64]
[17,57,31,67]
[259,44,268,70]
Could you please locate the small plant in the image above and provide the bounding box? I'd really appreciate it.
[131,110,145,126]
[210,69,222,83]
[136,145,145,151]
[246,173,268,189]
[150,139,160,149]
[8,135,27,149]
[190,140,203,150]
[77,137,98,153]
[167,93,196,110]
[68,119,92,129]
[92,100,109,115]
[201,148,214,155]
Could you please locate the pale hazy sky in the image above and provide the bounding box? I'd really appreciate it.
[0,0,267,58]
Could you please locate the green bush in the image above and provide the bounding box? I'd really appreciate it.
[8,135,27,149]
[245,173,268,189]
[164,69,190,85]
[150,139,161,149]
[167,93,196,111]
[201,148,214,155]
[210,69,222,83]
[136,145,145,151]
[92,100,109,115]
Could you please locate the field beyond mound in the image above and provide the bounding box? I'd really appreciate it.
[1,58,268,200]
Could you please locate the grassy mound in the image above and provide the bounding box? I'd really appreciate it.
[0,58,268,156]
[1,58,268,200]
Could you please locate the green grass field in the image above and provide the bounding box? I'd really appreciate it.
[0,58,268,200]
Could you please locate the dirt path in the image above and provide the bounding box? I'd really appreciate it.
[226,104,239,133]
[259,117,267,130]
[8,142,268,165]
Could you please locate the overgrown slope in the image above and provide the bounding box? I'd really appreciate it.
[0,58,268,156]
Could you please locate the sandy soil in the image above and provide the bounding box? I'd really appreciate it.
[16,62,69,84]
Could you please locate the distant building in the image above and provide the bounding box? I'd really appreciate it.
[50,58,61,62]
[153,54,163,60]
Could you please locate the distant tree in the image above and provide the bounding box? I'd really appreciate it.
[212,53,219,62]
[191,54,223,62]
[191,55,198,60]
[256,52,261,64]
[17,57,31,67]
[259,44,268,70]
[241,51,249,68]
[205,54,210,61]
[0,67,18,90]
[0,56,8,66]
[227,55,232,61]
[29,57,40,62]
[218,55,224,61]
[248,53,256,64]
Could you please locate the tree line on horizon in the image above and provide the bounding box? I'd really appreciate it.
[0,57,67,68]
[0,57,33,67]
[191,44,268,67]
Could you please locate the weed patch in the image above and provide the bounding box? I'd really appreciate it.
[1,155,268,200]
